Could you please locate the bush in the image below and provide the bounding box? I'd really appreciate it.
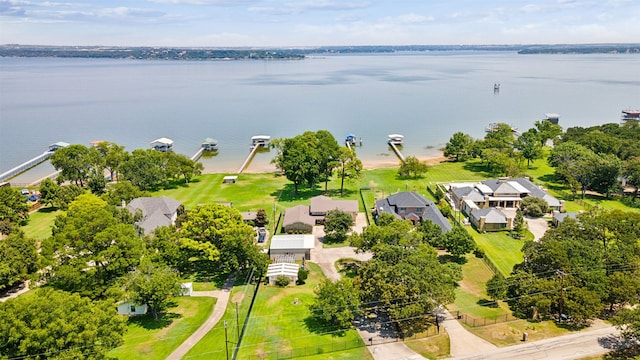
[437,200,452,219]
[275,275,290,287]
[297,268,309,284]
[474,248,485,258]
[521,196,549,217]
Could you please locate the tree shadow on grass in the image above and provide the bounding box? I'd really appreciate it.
[462,162,493,177]
[303,316,347,337]
[37,206,59,213]
[127,311,181,330]
[438,254,468,265]
[271,184,357,203]
[476,298,499,308]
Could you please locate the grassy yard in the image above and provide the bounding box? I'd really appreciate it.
[465,319,570,347]
[404,330,450,360]
[183,263,371,360]
[20,207,59,241]
[466,226,524,277]
[447,255,511,320]
[108,296,216,360]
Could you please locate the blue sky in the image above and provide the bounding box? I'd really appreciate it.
[1,0,639,47]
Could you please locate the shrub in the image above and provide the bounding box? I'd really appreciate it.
[297,268,309,284]
[521,196,549,217]
[275,275,290,287]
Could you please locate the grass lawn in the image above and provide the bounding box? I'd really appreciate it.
[108,296,216,360]
[20,207,60,241]
[404,330,450,360]
[232,262,368,360]
[448,255,511,320]
[466,226,524,277]
[466,319,570,347]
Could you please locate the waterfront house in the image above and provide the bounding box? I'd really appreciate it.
[126,196,182,235]
[282,196,359,233]
[374,191,452,233]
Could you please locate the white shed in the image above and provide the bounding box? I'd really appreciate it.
[267,263,300,285]
[269,234,315,261]
[181,282,193,296]
[117,302,148,316]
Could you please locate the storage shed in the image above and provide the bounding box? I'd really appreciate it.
[266,263,300,285]
[269,234,315,261]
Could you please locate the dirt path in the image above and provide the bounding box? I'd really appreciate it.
[166,275,235,360]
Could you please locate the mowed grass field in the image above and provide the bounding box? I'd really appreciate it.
[108,296,216,360]
[234,262,369,360]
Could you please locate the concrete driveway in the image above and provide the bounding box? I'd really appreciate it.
[525,216,550,241]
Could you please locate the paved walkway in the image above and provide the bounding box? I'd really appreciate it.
[166,275,235,360]
[439,310,496,357]
[0,280,30,303]
[525,216,550,241]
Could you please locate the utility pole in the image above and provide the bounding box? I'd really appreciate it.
[557,270,566,319]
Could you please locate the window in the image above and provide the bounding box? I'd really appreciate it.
[130,305,136,312]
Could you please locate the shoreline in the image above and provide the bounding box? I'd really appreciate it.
[202,151,449,174]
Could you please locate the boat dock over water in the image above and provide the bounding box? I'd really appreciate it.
[345,133,362,150]
[387,134,405,162]
[0,142,68,183]
[238,135,271,174]
[622,109,640,123]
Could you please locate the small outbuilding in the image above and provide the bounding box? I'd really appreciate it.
[117,302,148,316]
[181,282,193,296]
[223,175,238,184]
[269,234,315,261]
[266,263,300,285]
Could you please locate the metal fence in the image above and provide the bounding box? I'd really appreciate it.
[237,339,364,360]
[456,312,518,327]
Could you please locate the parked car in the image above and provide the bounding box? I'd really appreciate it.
[257,227,267,243]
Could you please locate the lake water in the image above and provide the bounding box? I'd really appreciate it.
[1,52,639,184]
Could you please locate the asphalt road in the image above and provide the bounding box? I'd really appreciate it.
[448,326,623,360]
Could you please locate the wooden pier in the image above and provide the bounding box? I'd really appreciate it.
[0,151,55,183]
[237,143,260,174]
[388,142,405,162]
[191,148,204,161]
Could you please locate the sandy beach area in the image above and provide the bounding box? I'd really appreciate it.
[202,152,449,174]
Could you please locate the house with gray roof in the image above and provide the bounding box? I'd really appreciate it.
[126,196,182,235]
[469,208,511,232]
[374,192,452,233]
[552,212,580,227]
[282,196,359,233]
[449,177,564,216]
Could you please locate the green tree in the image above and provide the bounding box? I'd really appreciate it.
[165,151,204,184]
[624,156,640,200]
[120,149,167,191]
[351,214,421,252]
[486,273,507,304]
[419,219,445,248]
[337,147,363,196]
[0,231,37,292]
[0,187,29,232]
[516,128,543,168]
[548,142,599,199]
[358,244,459,334]
[56,184,85,210]
[180,204,268,274]
[512,209,526,238]
[101,180,147,207]
[315,130,342,193]
[310,278,361,328]
[398,156,428,178]
[0,288,126,359]
[611,307,640,342]
[271,133,320,195]
[443,226,475,258]
[534,119,563,147]
[93,141,127,182]
[444,132,474,161]
[323,209,354,243]
[521,196,549,217]
[38,178,60,207]
[41,194,142,298]
[589,153,622,197]
[50,144,102,187]
[484,123,516,150]
[122,260,182,319]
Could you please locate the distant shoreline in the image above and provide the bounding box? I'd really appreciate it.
[206,151,449,174]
